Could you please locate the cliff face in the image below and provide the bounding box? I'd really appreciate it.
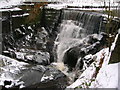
[110,32,120,63]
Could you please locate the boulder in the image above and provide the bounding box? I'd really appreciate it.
[0,55,69,89]
[63,33,108,71]
[14,50,50,65]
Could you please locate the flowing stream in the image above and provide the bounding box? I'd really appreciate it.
[55,9,105,64]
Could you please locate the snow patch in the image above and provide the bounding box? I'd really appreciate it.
[0,7,22,12]
[12,13,29,18]
[41,74,54,82]
[90,62,119,88]
[0,55,28,88]
[15,52,26,60]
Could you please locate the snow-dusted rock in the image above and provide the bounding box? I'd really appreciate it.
[63,33,108,71]
[0,55,68,89]
[67,30,120,89]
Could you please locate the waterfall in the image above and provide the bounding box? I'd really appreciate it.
[55,9,105,63]
[62,10,104,34]
[55,20,84,62]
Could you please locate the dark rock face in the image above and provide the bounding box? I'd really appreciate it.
[3,26,52,65]
[2,18,57,64]
[63,47,80,70]
[63,33,108,70]
[0,55,69,89]
[109,33,120,63]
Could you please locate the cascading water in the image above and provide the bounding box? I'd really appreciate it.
[55,9,105,64]
[52,9,108,83]
[55,20,85,62]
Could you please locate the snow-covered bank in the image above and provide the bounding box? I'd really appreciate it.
[90,62,119,88]
[67,48,110,88]
[67,48,119,88]
[0,54,28,88]
[67,29,120,88]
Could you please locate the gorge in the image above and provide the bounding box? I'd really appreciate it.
[0,1,120,89]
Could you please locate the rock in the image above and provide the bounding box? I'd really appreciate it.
[35,27,49,50]
[109,33,120,63]
[63,33,108,71]
[0,55,69,89]
[13,50,50,65]
[14,28,25,39]
[32,51,50,65]
[63,46,81,71]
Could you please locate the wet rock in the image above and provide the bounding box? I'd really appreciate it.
[63,33,108,70]
[0,55,69,89]
[63,46,80,71]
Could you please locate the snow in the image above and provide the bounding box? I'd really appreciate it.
[118,29,120,34]
[41,74,54,82]
[25,55,33,61]
[0,0,118,10]
[67,48,109,88]
[0,7,22,12]
[0,54,28,88]
[67,46,119,88]
[111,33,119,51]
[12,13,29,18]
[90,62,119,88]
[46,0,119,10]
[0,55,28,66]
[15,52,26,60]
[47,3,68,10]
[0,0,23,9]
[28,26,32,30]
[67,29,120,88]
[84,54,93,60]
[110,29,120,51]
